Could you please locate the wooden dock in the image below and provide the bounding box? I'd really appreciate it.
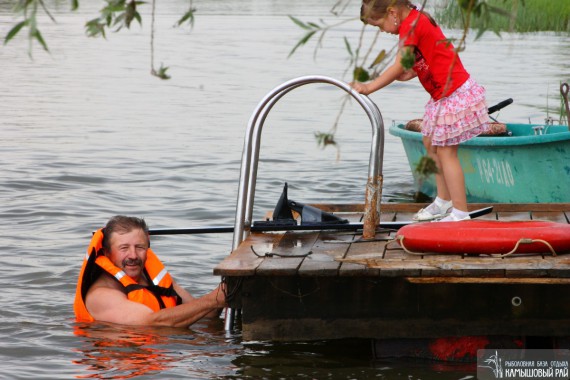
[214,203,570,346]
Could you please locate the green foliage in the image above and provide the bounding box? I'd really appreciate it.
[287,16,320,58]
[413,155,438,201]
[176,7,197,28]
[369,49,387,68]
[400,48,415,70]
[414,156,438,178]
[4,0,61,54]
[287,15,357,59]
[353,66,370,82]
[4,20,29,45]
[437,0,570,34]
[151,63,171,80]
[314,132,337,149]
[85,0,145,38]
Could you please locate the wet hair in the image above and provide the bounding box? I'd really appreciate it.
[360,0,437,26]
[102,215,149,252]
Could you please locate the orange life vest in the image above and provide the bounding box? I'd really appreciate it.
[74,228,181,322]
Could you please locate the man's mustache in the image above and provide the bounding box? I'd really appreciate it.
[122,258,143,268]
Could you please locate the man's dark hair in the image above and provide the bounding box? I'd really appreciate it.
[102,215,149,252]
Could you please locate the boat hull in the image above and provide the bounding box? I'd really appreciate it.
[389,123,570,203]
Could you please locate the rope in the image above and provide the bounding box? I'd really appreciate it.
[250,246,313,258]
[497,238,557,258]
[396,236,558,257]
[395,235,440,256]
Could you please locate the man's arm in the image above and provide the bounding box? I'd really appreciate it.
[85,284,226,328]
[173,280,223,319]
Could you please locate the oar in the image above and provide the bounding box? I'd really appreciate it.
[149,206,493,236]
[561,83,569,130]
[487,98,513,115]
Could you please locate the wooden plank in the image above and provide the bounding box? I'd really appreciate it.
[406,277,570,284]
[548,256,570,278]
[531,211,569,223]
[496,211,531,221]
[312,203,570,214]
[255,231,320,276]
[297,231,355,277]
[213,232,274,276]
[421,254,467,277]
[216,203,570,278]
[238,275,570,341]
[241,317,570,341]
[380,209,396,222]
[338,231,397,276]
[484,203,570,212]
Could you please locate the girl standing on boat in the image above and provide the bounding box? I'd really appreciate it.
[351,0,489,222]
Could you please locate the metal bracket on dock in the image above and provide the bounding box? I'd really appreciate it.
[225,75,385,331]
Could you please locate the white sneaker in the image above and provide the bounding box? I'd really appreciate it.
[437,213,471,222]
[413,200,452,221]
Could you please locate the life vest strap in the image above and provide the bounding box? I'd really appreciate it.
[124,283,182,309]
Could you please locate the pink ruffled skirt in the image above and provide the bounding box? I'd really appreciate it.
[420,77,490,146]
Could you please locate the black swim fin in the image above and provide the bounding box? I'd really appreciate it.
[288,200,349,225]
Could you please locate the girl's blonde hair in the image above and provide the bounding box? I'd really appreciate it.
[360,0,437,26]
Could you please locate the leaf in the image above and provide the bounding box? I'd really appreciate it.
[113,13,125,27]
[152,64,171,80]
[353,66,370,82]
[176,8,196,27]
[369,49,386,68]
[4,20,28,45]
[85,19,106,38]
[487,4,513,18]
[414,155,438,177]
[314,132,336,148]
[400,48,415,70]
[125,1,136,28]
[288,15,311,30]
[32,29,49,52]
[288,30,316,58]
[71,0,79,11]
[344,37,353,58]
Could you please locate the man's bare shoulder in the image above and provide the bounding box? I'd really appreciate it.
[85,274,154,324]
[84,273,128,312]
[87,273,124,295]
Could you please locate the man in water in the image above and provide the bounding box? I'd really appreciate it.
[74,215,226,327]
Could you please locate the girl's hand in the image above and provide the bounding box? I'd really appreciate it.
[349,81,371,95]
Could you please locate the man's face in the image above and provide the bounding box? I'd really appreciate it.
[106,228,149,281]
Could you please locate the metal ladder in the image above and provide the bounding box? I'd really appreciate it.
[225,75,385,331]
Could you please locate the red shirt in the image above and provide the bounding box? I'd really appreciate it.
[399,9,470,100]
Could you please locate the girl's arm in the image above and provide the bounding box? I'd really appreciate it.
[397,69,417,81]
[351,46,414,95]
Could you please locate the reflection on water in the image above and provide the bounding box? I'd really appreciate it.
[73,324,175,379]
[73,321,240,379]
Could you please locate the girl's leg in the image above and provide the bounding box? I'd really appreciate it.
[436,145,468,212]
[422,136,450,201]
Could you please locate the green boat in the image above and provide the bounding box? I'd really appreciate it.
[389,122,570,203]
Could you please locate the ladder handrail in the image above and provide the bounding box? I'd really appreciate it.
[231,75,385,251]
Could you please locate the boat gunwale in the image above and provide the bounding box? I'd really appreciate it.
[389,123,570,146]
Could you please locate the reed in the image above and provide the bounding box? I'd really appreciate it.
[436,0,570,33]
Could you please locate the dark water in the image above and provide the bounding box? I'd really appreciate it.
[0,1,568,378]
